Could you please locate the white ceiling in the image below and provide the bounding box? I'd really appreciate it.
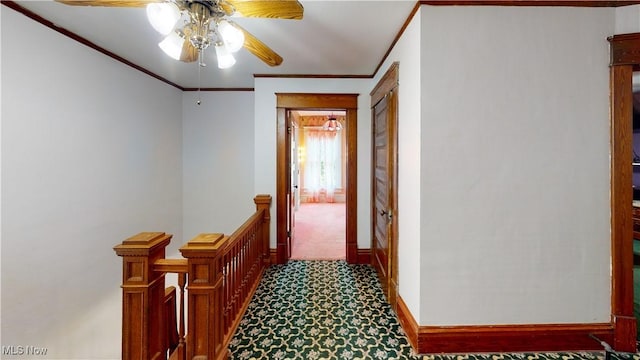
[11,0,417,89]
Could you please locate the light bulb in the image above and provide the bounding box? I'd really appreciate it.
[158,32,185,60]
[217,20,245,53]
[146,2,180,35]
[215,43,236,69]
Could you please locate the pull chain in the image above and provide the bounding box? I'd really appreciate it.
[196,49,206,105]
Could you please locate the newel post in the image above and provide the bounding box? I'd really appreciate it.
[114,232,172,360]
[254,194,272,265]
[179,233,228,360]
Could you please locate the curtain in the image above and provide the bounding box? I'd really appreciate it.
[304,129,342,202]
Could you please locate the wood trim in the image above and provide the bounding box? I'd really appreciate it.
[1,1,184,91]
[182,88,255,92]
[276,108,288,264]
[276,93,359,109]
[255,74,371,79]
[9,0,632,96]
[356,249,371,264]
[370,63,400,106]
[370,62,400,309]
[609,33,640,66]
[372,3,421,78]
[396,296,420,350]
[372,0,639,81]
[397,296,614,354]
[153,259,188,274]
[270,248,278,265]
[276,93,359,264]
[417,324,613,353]
[609,62,637,352]
[345,107,359,264]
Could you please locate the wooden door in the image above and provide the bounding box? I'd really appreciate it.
[371,63,399,309]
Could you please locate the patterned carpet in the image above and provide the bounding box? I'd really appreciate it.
[228,260,631,360]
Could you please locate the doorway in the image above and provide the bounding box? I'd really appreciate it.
[275,93,360,264]
[370,62,399,310]
[608,33,640,352]
[289,110,347,260]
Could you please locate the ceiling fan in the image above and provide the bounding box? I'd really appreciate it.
[55,0,304,69]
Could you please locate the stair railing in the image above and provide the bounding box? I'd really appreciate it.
[114,194,272,360]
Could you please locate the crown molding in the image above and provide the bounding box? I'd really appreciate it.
[254,74,371,79]
[1,0,185,90]
[4,0,638,91]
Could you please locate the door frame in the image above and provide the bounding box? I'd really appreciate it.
[608,33,639,352]
[275,93,360,264]
[370,62,399,309]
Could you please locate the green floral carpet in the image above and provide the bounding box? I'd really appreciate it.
[228,260,633,360]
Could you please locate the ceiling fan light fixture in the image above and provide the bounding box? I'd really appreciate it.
[217,20,245,53]
[215,42,236,69]
[146,2,181,35]
[158,31,185,60]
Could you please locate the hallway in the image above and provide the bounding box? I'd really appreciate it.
[228,260,418,359]
[227,261,608,360]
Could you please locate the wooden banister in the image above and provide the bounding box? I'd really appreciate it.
[154,259,187,360]
[114,232,172,360]
[115,195,272,360]
[154,259,188,274]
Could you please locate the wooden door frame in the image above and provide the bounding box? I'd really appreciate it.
[370,62,400,308]
[275,93,360,264]
[609,33,640,353]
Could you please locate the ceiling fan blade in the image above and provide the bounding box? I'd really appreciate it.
[231,22,282,66]
[180,41,199,63]
[55,0,160,7]
[224,0,303,20]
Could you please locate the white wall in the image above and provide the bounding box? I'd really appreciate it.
[253,78,372,250]
[1,8,183,359]
[616,4,640,34]
[182,91,256,240]
[370,8,423,322]
[419,6,614,325]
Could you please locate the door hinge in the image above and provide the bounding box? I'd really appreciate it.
[287,126,292,134]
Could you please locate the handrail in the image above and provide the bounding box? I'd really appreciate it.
[180,194,272,360]
[114,194,272,360]
[220,208,268,347]
[154,259,188,273]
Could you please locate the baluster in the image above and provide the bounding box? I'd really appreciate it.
[177,272,186,360]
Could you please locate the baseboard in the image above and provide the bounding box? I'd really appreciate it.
[356,249,371,264]
[396,296,614,354]
[270,248,278,265]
